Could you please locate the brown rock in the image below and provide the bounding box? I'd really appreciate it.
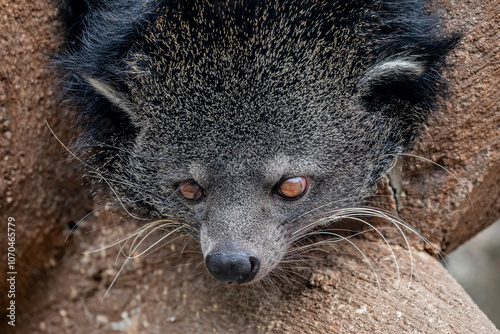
[0,0,91,321]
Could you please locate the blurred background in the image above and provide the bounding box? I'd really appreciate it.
[447,220,500,328]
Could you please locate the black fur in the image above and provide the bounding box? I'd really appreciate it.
[56,0,458,283]
[58,0,457,147]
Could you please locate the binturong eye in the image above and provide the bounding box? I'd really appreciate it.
[178,180,204,200]
[275,176,308,200]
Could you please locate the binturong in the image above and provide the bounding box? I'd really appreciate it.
[56,0,458,285]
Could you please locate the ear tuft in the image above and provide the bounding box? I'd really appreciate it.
[361,58,426,88]
[86,77,137,118]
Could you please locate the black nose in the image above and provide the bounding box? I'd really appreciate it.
[205,251,260,284]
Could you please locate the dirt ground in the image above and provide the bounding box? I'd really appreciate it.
[1,0,499,333]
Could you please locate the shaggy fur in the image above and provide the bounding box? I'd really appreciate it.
[57,0,458,283]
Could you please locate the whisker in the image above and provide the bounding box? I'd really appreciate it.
[287,226,397,258]
[102,223,186,300]
[123,225,184,260]
[313,231,381,295]
[286,206,440,290]
[83,220,165,254]
[285,195,367,232]
[395,153,472,206]
[65,195,152,241]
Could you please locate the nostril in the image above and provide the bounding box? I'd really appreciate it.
[205,254,212,268]
[247,256,260,282]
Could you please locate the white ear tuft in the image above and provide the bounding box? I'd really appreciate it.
[372,59,424,77]
[360,58,426,89]
[86,77,136,116]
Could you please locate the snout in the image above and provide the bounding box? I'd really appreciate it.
[204,243,261,284]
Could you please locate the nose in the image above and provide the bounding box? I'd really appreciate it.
[205,247,261,284]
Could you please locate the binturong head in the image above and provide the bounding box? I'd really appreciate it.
[57,0,458,284]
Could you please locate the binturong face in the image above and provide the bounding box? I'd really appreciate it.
[58,0,457,284]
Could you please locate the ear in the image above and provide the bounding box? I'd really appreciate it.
[85,76,139,122]
[357,56,446,147]
[358,57,432,110]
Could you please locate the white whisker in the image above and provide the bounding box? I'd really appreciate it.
[396,153,472,206]
[283,205,449,291]
[314,231,381,295]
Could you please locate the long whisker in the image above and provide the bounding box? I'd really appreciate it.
[123,225,184,260]
[287,206,436,289]
[84,220,166,254]
[394,153,472,206]
[102,224,185,300]
[316,231,381,295]
[286,226,394,258]
[92,171,149,221]
[46,121,154,220]
[284,195,366,227]
[65,195,151,241]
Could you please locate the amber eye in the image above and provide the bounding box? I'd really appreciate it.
[178,180,204,200]
[275,176,308,200]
